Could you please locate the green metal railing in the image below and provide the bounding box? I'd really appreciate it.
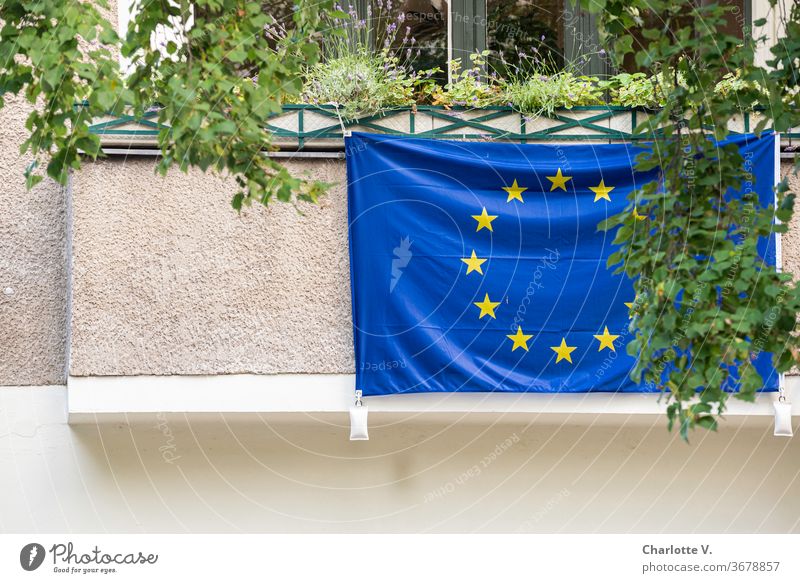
[88,104,800,148]
[88,108,165,137]
[269,105,647,148]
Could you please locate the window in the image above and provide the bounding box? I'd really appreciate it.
[371,0,450,78]
[122,0,753,82]
[343,0,609,78]
[343,0,753,80]
[619,0,751,73]
[487,0,565,73]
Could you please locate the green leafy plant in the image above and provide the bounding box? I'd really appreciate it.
[600,73,665,108]
[431,51,504,108]
[585,0,800,439]
[123,0,334,208]
[0,0,126,188]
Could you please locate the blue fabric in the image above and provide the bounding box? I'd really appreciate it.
[346,132,779,396]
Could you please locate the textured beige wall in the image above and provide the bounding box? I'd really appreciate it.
[781,161,800,279]
[0,96,67,385]
[0,0,119,385]
[69,158,353,376]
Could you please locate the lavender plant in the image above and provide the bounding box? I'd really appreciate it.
[301,2,439,119]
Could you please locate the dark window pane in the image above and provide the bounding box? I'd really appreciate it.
[620,0,747,72]
[371,0,449,77]
[716,0,747,39]
[487,0,565,73]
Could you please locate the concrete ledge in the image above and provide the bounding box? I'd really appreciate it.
[65,374,798,423]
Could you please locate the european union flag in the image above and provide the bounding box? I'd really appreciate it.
[346,132,779,396]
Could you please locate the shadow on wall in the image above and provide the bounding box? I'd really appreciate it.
[2,393,798,533]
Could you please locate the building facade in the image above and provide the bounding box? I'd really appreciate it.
[1,0,800,533]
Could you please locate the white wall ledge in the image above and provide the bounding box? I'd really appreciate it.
[66,374,798,423]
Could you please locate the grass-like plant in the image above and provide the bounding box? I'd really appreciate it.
[493,48,604,116]
[503,71,604,116]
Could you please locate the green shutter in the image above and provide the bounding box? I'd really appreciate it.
[564,1,608,77]
[451,0,488,75]
[341,0,371,49]
[744,0,753,43]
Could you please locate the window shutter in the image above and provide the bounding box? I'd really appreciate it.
[341,0,371,49]
[450,0,488,76]
[564,2,608,77]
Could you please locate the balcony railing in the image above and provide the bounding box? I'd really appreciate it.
[88,104,800,150]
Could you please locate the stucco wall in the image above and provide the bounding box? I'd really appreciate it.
[781,161,800,278]
[69,157,353,376]
[0,96,68,385]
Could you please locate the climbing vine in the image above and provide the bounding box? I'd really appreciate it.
[586,0,800,438]
[0,0,333,206]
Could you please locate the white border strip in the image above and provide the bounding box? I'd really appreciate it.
[67,374,797,420]
[775,133,786,394]
[775,132,783,270]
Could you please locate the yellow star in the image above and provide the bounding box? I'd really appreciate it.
[503,179,527,203]
[624,301,635,310]
[589,179,615,202]
[507,326,533,352]
[546,168,572,191]
[471,207,497,232]
[593,326,620,352]
[550,337,577,363]
[632,208,647,221]
[474,293,501,319]
[461,250,487,275]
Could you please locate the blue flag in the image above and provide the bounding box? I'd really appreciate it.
[346,132,779,396]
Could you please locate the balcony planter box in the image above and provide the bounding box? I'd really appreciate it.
[88,105,781,150]
[268,105,647,149]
